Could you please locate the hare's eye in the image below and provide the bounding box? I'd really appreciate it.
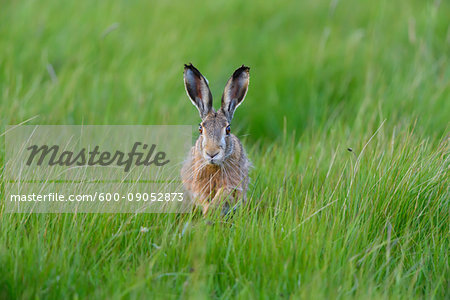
[226,125,231,135]
[198,124,203,134]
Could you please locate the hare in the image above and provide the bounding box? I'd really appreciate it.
[181,64,251,215]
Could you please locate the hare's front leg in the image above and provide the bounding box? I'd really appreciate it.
[201,201,211,215]
[202,187,224,215]
[203,187,240,216]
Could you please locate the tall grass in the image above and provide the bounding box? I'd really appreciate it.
[0,0,448,299]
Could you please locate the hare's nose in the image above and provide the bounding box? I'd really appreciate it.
[206,151,219,159]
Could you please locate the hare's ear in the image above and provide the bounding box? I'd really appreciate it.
[221,65,250,122]
[184,64,213,119]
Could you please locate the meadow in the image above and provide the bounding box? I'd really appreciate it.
[0,0,449,299]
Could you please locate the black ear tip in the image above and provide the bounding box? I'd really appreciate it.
[241,64,250,71]
[239,65,250,72]
[232,65,250,78]
[184,63,204,78]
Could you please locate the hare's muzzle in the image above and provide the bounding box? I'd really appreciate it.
[203,148,224,165]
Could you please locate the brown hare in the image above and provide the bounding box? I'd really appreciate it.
[181,64,251,215]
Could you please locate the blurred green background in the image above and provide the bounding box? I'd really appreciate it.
[1,0,448,140]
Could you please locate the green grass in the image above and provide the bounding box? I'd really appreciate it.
[0,0,449,299]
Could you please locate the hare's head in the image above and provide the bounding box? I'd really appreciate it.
[184,64,249,165]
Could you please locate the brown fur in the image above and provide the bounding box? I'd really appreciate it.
[181,129,250,214]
